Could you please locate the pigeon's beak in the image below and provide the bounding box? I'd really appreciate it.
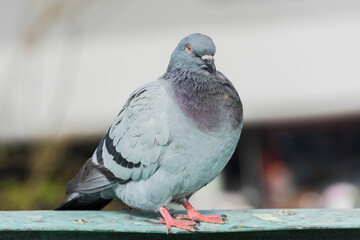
[201,55,216,72]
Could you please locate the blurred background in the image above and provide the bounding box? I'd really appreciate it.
[0,0,360,210]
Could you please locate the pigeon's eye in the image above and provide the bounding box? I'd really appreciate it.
[185,45,192,54]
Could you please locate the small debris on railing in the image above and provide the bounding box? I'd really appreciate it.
[27,215,43,219]
[73,219,88,224]
[253,214,283,222]
[274,210,297,216]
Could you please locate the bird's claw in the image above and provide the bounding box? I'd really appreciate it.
[193,219,201,225]
[221,214,228,222]
[159,217,199,233]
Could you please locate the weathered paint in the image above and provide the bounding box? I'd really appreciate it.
[0,209,359,239]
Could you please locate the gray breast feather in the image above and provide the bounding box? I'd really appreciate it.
[92,81,170,183]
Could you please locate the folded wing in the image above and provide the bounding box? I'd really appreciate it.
[66,81,171,194]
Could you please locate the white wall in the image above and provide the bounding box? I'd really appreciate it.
[1,0,360,141]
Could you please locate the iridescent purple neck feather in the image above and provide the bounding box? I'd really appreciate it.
[164,69,243,131]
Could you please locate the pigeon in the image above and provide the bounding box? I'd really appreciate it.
[55,33,243,233]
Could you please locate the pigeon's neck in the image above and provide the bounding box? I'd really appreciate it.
[164,69,243,131]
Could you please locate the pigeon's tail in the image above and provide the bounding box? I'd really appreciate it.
[55,157,116,210]
[54,192,112,210]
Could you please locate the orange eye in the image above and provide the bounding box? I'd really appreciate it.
[185,45,192,54]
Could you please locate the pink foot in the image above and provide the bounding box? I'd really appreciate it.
[175,213,227,224]
[175,200,227,224]
[158,206,199,233]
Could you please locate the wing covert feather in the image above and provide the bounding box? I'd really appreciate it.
[92,81,170,183]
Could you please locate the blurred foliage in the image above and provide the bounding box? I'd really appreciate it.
[1,121,360,210]
[0,137,124,210]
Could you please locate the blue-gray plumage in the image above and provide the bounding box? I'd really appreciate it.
[56,33,243,233]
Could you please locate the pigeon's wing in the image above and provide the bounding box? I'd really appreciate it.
[91,80,170,184]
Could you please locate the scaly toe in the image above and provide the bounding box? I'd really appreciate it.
[174,214,188,220]
[160,218,199,233]
[195,214,226,224]
[170,220,198,232]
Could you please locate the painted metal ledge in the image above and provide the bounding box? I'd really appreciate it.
[0,209,359,239]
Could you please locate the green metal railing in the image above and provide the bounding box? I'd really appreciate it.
[0,209,359,239]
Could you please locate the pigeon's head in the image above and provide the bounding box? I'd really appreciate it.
[167,33,216,73]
